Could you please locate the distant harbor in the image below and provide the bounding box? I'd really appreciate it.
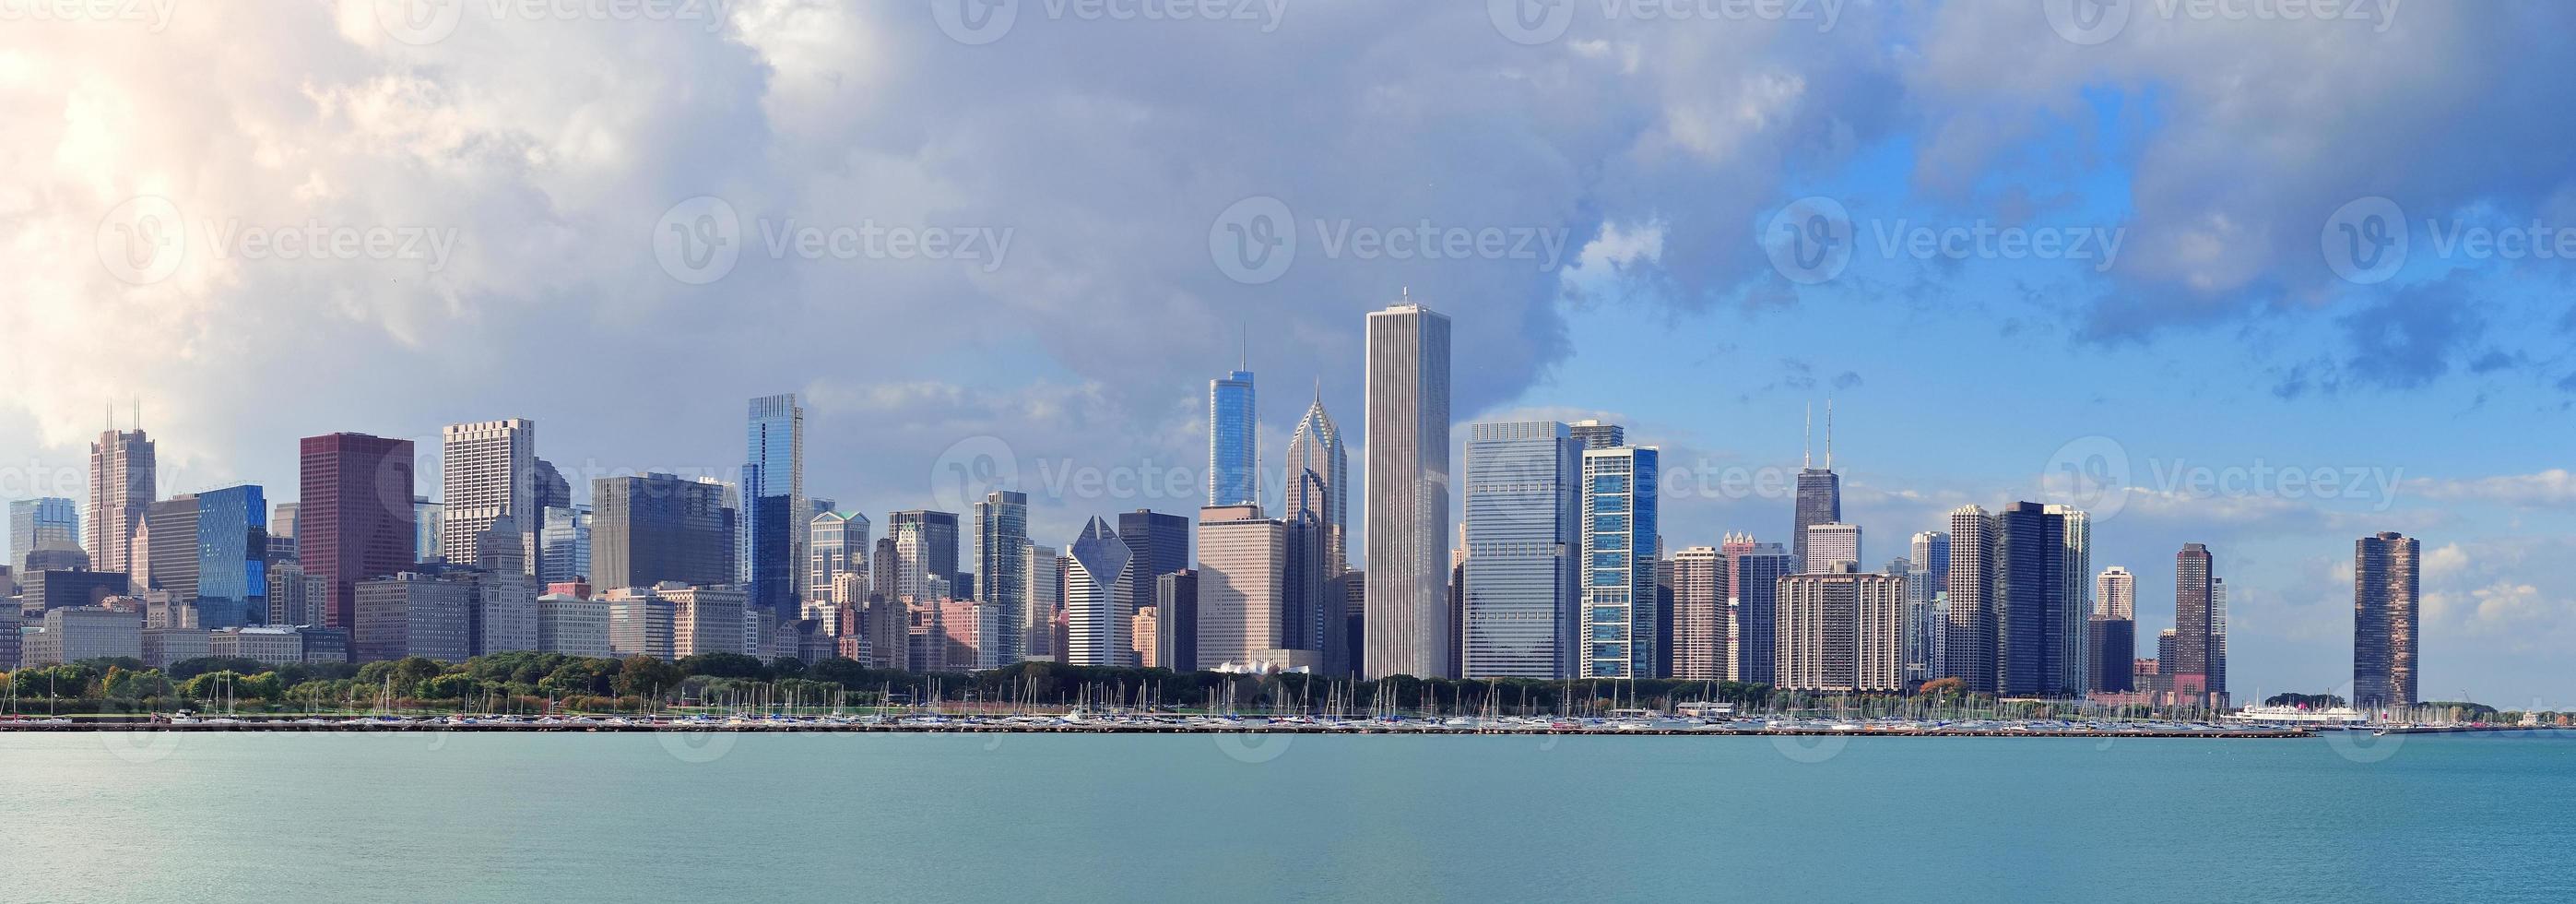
[0,712,2331,738]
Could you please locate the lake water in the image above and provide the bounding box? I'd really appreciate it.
[3,731,2569,903]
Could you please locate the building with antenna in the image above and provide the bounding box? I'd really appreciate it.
[1210,359,1258,508]
[87,402,156,575]
[1791,401,1840,572]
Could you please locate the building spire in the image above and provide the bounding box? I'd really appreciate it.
[1825,398,1833,470]
[1802,403,1813,469]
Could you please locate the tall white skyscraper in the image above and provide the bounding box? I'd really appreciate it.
[1944,505,1997,693]
[1459,422,1580,680]
[1364,295,1452,680]
[1064,517,1133,667]
[2047,504,2093,697]
[441,419,536,574]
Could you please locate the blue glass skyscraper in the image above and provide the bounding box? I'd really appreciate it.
[1208,369,1258,507]
[1580,446,1658,679]
[195,484,269,629]
[743,393,806,624]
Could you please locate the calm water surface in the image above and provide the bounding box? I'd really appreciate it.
[3,731,2569,903]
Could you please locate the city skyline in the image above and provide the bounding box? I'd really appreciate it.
[6,7,2574,701]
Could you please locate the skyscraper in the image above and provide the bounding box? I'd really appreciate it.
[1802,522,1861,574]
[1995,502,2074,698]
[10,497,81,575]
[143,494,201,608]
[1579,446,1658,679]
[1116,509,1190,632]
[591,474,732,591]
[1209,367,1258,507]
[2210,576,2228,701]
[1024,543,1061,664]
[808,511,870,608]
[1722,534,1794,685]
[2354,531,2421,710]
[1459,422,1580,680]
[1567,419,1625,450]
[88,423,156,573]
[887,510,962,599]
[1943,506,1998,694]
[2090,565,2136,693]
[1775,565,1906,693]
[975,491,1030,663]
[440,419,536,573]
[1064,517,1133,667]
[1790,403,1839,572]
[2048,504,2093,697]
[1364,295,1452,679]
[1196,504,1290,669]
[2171,542,2217,706]
[1671,545,1728,681]
[538,506,592,586]
[741,393,807,624]
[192,484,268,629]
[1282,385,1349,577]
[301,434,417,632]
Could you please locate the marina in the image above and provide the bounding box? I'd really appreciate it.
[0,712,2323,738]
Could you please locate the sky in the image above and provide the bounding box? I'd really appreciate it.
[4,1,2574,702]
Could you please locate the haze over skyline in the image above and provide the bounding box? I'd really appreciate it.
[5,3,2574,701]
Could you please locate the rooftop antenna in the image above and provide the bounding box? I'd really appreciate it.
[1802,403,1813,469]
[1825,398,1834,470]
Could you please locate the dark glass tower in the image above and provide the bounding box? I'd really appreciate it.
[1790,404,1840,572]
[194,484,269,629]
[742,393,806,624]
[2354,532,2420,709]
[1995,502,2069,697]
[2171,542,2216,705]
[1117,509,1190,619]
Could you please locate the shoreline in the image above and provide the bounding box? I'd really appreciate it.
[0,717,2326,738]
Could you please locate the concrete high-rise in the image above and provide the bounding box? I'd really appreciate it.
[1195,505,1287,669]
[1803,522,1861,574]
[1671,545,1728,681]
[741,393,807,624]
[1567,420,1625,450]
[1459,422,1580,680]
[88,424,156,573]
[1790,403,1839,572]
[975,491,1029,663]
[1209,368,1258,507]
[2170,542,2217,706]
[1024,543,1061,664]
[1776,564,1907,693]
[1579,446,1658,679]
[440,419,536,573]
[1943,506,1998,694]
[1064,517,1133,667]
[592,473,732,591]
[301,434,417,632]
[2354,531,2421,709]
[1364,295,1452,679]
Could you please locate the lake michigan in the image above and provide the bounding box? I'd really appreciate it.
[4,732,2569,903]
